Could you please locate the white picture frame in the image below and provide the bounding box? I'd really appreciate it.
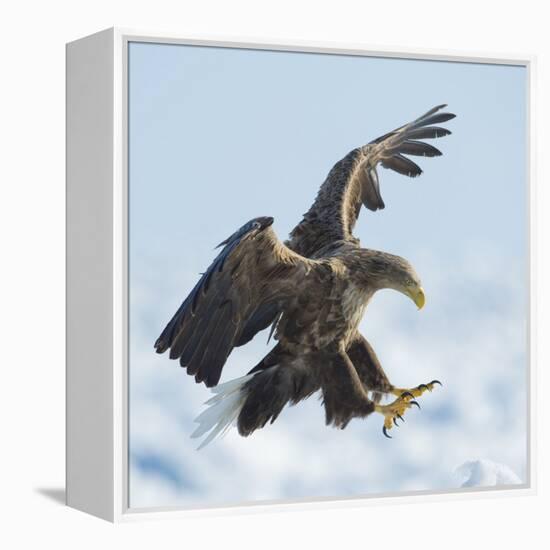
[66,27,536,522]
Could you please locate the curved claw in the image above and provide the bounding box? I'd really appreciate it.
[393,417,400,427]
[383,426,392,439]
[397,414,405,423]
[410,400,421,409]
[400,391,415,400]
[430,379,443,387]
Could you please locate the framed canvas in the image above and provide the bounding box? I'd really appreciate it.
[66,27,535,522]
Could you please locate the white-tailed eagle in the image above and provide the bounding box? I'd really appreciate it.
[155,105,454,447]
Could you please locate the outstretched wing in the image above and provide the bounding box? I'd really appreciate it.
[287,105,455,257]
[154,216,316,387]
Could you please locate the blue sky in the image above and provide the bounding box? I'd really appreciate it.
[128,42,527,509]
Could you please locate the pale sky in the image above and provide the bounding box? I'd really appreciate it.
[128,41,527,509]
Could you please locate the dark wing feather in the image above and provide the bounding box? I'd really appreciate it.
[358,166,385,212]
[235,302,281,347]
[405,126,452,140]
[413,111,456,127]
[155,216,315,387]
[287,105,455,257]
[381,153,422,177]
[398,140,442,157]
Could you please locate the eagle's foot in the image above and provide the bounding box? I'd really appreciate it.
[374,396,421,438]
[391,380,442,401]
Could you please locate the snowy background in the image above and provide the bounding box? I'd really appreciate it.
[127,42,528,509]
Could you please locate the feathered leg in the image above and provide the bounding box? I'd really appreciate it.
[346,333,394,402]
[315,345,423,437]
[317,347,376,429]
[346,332,442,436]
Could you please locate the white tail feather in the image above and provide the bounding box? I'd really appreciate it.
[191,373,255,450]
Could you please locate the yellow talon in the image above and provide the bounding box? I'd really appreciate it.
[375,395,420,438]
[377,380,441,438]
[392,379,442,400]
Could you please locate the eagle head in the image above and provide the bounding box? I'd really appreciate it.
[360,250,425,310]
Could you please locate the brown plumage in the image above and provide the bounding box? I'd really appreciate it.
[155,105,455,446]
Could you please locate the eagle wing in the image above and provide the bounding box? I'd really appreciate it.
[154,216,318,387]
[287,104,455,257]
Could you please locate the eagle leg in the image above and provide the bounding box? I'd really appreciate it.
[374,395,422,438]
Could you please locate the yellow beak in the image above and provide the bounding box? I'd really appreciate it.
[412,286,426,310]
